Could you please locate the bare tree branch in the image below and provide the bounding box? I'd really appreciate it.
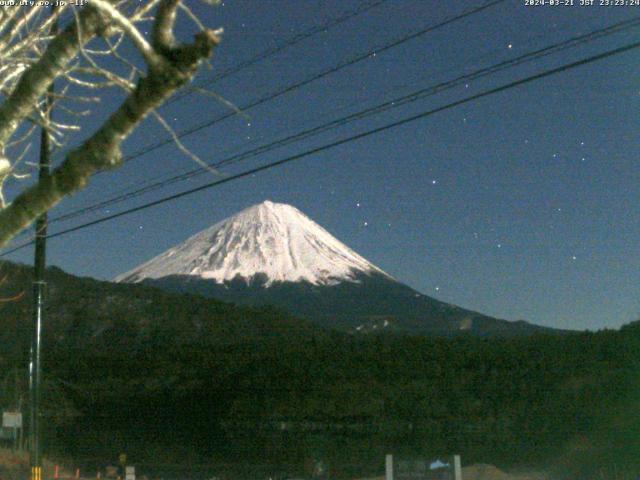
[0,3,222,247]
[153,0,180,50]
[90,0,164,68]
[0,5,105,148]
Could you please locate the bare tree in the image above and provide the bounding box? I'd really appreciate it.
[0,1,223,248]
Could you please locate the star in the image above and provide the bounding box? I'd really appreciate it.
[431,180,437,185]
[435,286,440,291]
[363,221,369,227]
[356,202,361,207]
[508,43,513,49]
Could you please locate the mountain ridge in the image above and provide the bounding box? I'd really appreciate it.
[141,271,560,336]
[115,200,558,337]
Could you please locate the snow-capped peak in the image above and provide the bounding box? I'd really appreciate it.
[115,200,391,286]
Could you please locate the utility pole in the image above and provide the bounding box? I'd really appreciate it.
[29,98,50,480]
[29,8,57,480]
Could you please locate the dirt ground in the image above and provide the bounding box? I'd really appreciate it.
[1,451,548,480]
[355,463,548,480]
[462,463,548,480]
[0,448,74,480]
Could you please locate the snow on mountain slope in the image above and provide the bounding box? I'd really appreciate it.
[115,200,392,286]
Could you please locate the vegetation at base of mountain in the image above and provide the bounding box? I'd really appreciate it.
[143,272,558,337]
[0,261,638,478]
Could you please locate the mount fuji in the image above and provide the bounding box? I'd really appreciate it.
[116,200,390,287]
[116,201,553,336]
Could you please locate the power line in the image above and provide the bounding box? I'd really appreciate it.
[78,12,591,207]
[49,16,640,225]
[2,38,638,257]
[0,0,507,249]
[26,1,388,206]
[118,0,507,165]
[167,0,392,104]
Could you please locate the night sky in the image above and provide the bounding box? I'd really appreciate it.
[3,0,639,331]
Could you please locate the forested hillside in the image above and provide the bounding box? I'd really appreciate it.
[0,261,638,478]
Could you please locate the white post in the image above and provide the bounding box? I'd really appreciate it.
[453,454,462,480]
[385,454,393,480]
